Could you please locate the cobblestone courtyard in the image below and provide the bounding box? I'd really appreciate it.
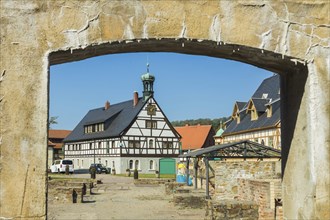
[47,174,205,220]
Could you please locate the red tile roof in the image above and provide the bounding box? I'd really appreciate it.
[175,124,213,150]
[48,130,71,139]
[48,130,71,149]
[48,140,56,147]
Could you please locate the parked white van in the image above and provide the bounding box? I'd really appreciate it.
[50,159,74,173]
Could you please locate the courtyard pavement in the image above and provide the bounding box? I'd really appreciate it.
[47,173,205,220]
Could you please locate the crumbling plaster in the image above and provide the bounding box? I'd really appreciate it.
[0,0,329,219]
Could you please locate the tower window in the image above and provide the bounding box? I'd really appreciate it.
[146,120,157,128]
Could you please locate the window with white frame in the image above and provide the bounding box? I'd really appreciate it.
[84,123,104,134]
[129,160,133,170]
[149,139,154,148]
[128,140,140,148]
[149,160,154,170]
[162,141,173,149]
[106,142,110,153]
[146,120,157,128]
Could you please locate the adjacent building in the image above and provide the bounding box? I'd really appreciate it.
[221,74,281,149]
[213,122,224,145]
[48,129,71,167]
[175,124,215,154]
[63,69,181,174]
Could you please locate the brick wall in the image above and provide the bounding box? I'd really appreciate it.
[212,161,282,219]
[212,161,280,200]
[237,179,282,219]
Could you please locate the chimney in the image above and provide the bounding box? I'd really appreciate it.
[105,100,110,110]
[133,91,139,107]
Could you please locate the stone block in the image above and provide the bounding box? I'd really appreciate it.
[0,1,329,219]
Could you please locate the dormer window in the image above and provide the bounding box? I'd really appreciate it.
[84,123,104,134]
[236,112,240,124]
[246,100,258,121]
[251,109,258,121]
[266,105,272,117]
[231,102,241,121]
[262,93,268,99]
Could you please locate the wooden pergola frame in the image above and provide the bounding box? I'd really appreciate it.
[179,140,281,198]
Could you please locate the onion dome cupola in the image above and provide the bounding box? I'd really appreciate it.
[141,63,155,101]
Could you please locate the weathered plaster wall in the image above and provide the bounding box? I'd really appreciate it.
[0,0,329,219]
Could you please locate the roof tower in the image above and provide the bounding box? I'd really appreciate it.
[141,63,155,101]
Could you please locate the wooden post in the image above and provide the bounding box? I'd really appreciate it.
[194,158,198,189]
[205,157,210,199]
[186,158,190,186]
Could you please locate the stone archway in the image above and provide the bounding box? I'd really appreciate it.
[0,1,329,219]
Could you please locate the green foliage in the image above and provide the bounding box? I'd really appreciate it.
[171,117,229,131]
[49,116,59,129]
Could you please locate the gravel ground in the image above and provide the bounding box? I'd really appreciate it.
[47,173,205,220]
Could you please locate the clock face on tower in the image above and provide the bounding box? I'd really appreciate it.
[146,104,156,116]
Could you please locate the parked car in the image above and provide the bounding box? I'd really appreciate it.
[50,159,74,174]
[89,164,110,174]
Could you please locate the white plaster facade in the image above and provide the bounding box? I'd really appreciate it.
[64,97,180,174]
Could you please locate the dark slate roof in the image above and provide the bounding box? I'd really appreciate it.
[252,98,270,113]
[223,74,280,135]
[64,98,145,142]
[252,74,280,100]
[236,102,247,111]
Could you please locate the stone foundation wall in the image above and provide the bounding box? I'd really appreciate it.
[205,200,259,220]
[212,161,281,200]
[134,178,175,186]
[48,179,93,204]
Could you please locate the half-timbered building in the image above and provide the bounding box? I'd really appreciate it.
[221,74,281,150]
[63,70,181,174]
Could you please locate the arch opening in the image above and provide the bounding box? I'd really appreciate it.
[49,38,308,176]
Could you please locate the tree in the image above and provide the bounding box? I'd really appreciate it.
[171,117,229,131]
[49,116,58,129]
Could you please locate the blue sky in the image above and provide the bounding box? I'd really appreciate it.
[50,52,274,130]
